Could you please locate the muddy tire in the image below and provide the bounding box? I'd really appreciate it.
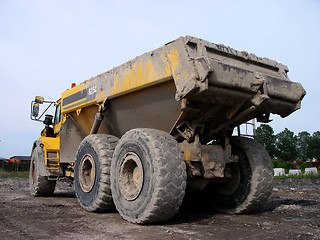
[111,128,187,224]
[206,137,273,214]
[74,134,119,212]
[29,147,56,197]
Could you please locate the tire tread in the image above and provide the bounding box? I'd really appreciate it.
[75,134,118,212]
[112,128,187,224]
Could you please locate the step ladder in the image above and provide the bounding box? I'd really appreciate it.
[45,150,60,179]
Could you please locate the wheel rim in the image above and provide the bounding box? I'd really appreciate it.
[118,152,144,201]
[79,154,96,193]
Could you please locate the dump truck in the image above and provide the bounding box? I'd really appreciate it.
[30,36,305,224]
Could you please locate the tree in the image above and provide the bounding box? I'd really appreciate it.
[275,128,298,161]
[297,131,312,161]
[309,131,320,160]
[255,124,276,158]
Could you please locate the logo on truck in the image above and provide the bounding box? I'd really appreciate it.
[62,85,97,110]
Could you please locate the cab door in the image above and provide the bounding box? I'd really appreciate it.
[53,99,64,135]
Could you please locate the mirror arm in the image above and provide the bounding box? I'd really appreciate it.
[30,101,55,122]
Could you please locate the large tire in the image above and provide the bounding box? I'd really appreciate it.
[111,128,187,224]
[74,134,119,212]
[29,147,56,197]
[206,137,273,214]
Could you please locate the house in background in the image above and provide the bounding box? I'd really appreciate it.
[9,156,31,162]
[0,157,9,162]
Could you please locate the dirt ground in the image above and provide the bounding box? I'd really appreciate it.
[0,177,319,240]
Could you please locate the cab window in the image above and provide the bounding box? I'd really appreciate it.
[54,103,61,125]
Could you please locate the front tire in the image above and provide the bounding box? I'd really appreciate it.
[74,134,118,212]
[29,147,56,197]
[111,128,187,224]
[206,137,273,214]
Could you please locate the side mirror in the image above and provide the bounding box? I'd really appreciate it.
[30,96,55,122]
[32,103,39,117]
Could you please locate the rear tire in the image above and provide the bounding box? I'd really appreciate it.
[206,137,273,213]
[111,128,187,224]
[74,134,119,212]
[29,147,56,197]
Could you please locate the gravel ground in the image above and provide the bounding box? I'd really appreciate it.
[0,177,319,240]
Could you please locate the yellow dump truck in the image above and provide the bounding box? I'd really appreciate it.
[30,36,305,224]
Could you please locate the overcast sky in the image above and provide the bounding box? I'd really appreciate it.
[0,0,319,158]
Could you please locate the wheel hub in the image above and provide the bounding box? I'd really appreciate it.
[118,152,144,201]
[79,154,96,193]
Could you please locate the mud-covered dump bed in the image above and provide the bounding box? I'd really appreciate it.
[60,36,305,140]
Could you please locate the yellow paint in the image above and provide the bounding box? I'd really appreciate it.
[35,96,44,103]
[60,47,182,113]
[167,49,180,80]
[110,59,157,96]
[39,136,60,168]
[97,90,105,103]
[76,109,82,116]
[53,99,65,134]
[62,83,87,98]
[160,53,172,76]
[184,149,191,161]
[110,48,180,98]
[39,136,59,151]
[64,170,74,178]
[62,98,97,114]
[53,120,63,135]
[61,82,99,114]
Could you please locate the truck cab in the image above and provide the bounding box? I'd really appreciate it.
[30,97,68,196]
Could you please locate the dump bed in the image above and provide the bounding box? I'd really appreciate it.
[59,36,305,149]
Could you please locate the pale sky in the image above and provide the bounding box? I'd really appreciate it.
[0,0,319,158]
